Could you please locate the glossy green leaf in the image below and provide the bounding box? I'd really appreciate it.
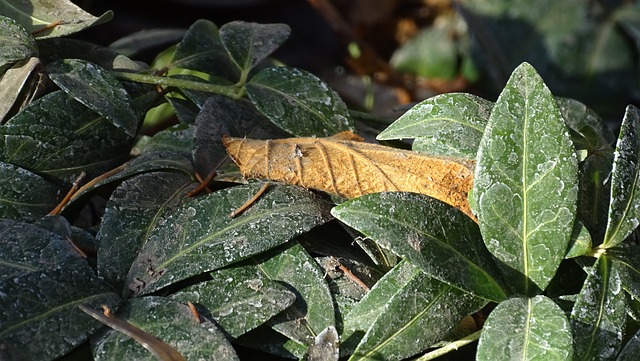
[0,15,37,73]
[219,21,290,75]
[48,59,137,137]
[0,162,60,222]
[0,267,121,360]
[477,295,573,361]
[332,192,507,302]
[565,220,592,259]
[172,263,296,338]
[141,125,195,159]
[350,271,485,361]
[257,243,335,357]
[92,296,238,361]
[390,25,457,79]
[377,93,492,159]
[556,97,615,153]
[126,183,332,296]
[0,57,44,122]
[577,148,614,245]
[618,329,640,361]
[247,66,354,137]
[602,105,640,248]
[0,219,88,281]
[0,0,112,38]
[607,244,640,302]
[473,62,578,295]
[171,19,239,82]
[570,255,626,360]
[97,172,195,294]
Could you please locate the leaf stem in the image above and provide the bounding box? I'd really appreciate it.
[414,330,482,360]
[111,71,245,99]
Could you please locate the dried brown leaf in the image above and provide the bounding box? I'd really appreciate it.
[223,131,475,218]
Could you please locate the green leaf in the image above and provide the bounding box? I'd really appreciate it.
[38,38,146,72]
[607,244,640,301]
[48,59,138,137]
[92,296,238,361]
[476,295,573,360]
[556,97,615,153]
[171,19,239,82]
[126,183,332,296]
[247,66,354,137]
[570,255,626,360]
[0,267,121,361]
[172,263,296,338]
[577,148,614,245]
[473,62,578,295]
[257,243,336,357]
[0,15,37,73]
[0,57,44,122]
[618,329,640,361]
[602,105,640,248]
[350,271,485,361]
[332,192,507,302]
[97,172,195,295]
[377,93,492,159]
[0,162,60,222]
[390,25,458,79]
[0,1,112,38]
[565,220,592,259]
[219,21,290,75]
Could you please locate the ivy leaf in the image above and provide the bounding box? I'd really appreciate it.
[220,21,290,75]
[246,66,354,137]
[172,264,296,338]
[48,59,138,137]
[0,162,60,222]
[125,183,332,296]
[377,93,492,159]
[0,15,37,74]
[473,62,578,295]
[91,296,238,361]
[333,192,506,302]
[570,255,626,360]
[476,295,573,360]
[602,105,640,248]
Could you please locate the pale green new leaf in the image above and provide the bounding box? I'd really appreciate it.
[476,295,573,360]
[473,62,578,295]
[602,105,640,248]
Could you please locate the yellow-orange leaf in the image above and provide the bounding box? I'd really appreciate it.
[223,131,475,219]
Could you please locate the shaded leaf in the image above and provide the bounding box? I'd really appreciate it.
[91,296,238,361]
[602,105,640,248]
[0,267,121,361]
[350,271,484,361]
[0,162,60,222]
[97,172,195,295]
[607,243,640,301]
[126,183,332,296]
[0,0,112,38]
[473,62,578,295]
[0,57,45,122]
[0,15,37,73]
[38,38,146,72]
[224,131,475,218]
[556,97,615,153]
[303,326,339,361]
[565,220,592,259]
[246,66,353,137]
[220,21,290,75]
[618,328,640,361]
[333,192,506,301]
[172,263,296,338]
[48,59,138,137]
[477,295,573,360]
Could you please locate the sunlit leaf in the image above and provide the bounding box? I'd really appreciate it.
[126,183,332,296]
[477,295,573,360]
[303,326,339,361]
[0,15,37,73]
[246,66,354,137]
[0,57,44,122]
[473,62,578,295]
[602,105,640,248]
[565,220,592,259]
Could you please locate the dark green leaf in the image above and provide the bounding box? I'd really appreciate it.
[97,172,195,294]
[618,329,640,361]
[142,125,195,159]
[603,105,640,248]
[607,244,640,300]
[0,1,112,38]
[577,148,614,245]
[39,38,146,72]
[126,183,332,296]
[377,93,492,159]
[473,62,578,295]
[0,15,37,73]
[350,271,485,361]
[565,220,592,259]
[48,59,138,137]
[247,66,353,137]
[556,97,615,153]
[219,21,290,75]
[332,192,507,302]
[172,263,296,338]
[92,296,238,361]
[570,255,626,361]
[0,162,60,222]
[0,267,121,360]
[477,295,573,360]
[390,25,457,79]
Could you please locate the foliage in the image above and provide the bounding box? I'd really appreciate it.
[1,1,640,361]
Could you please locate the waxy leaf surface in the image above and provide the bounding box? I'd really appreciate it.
[219,21,290,74]
[0,15,37,73]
